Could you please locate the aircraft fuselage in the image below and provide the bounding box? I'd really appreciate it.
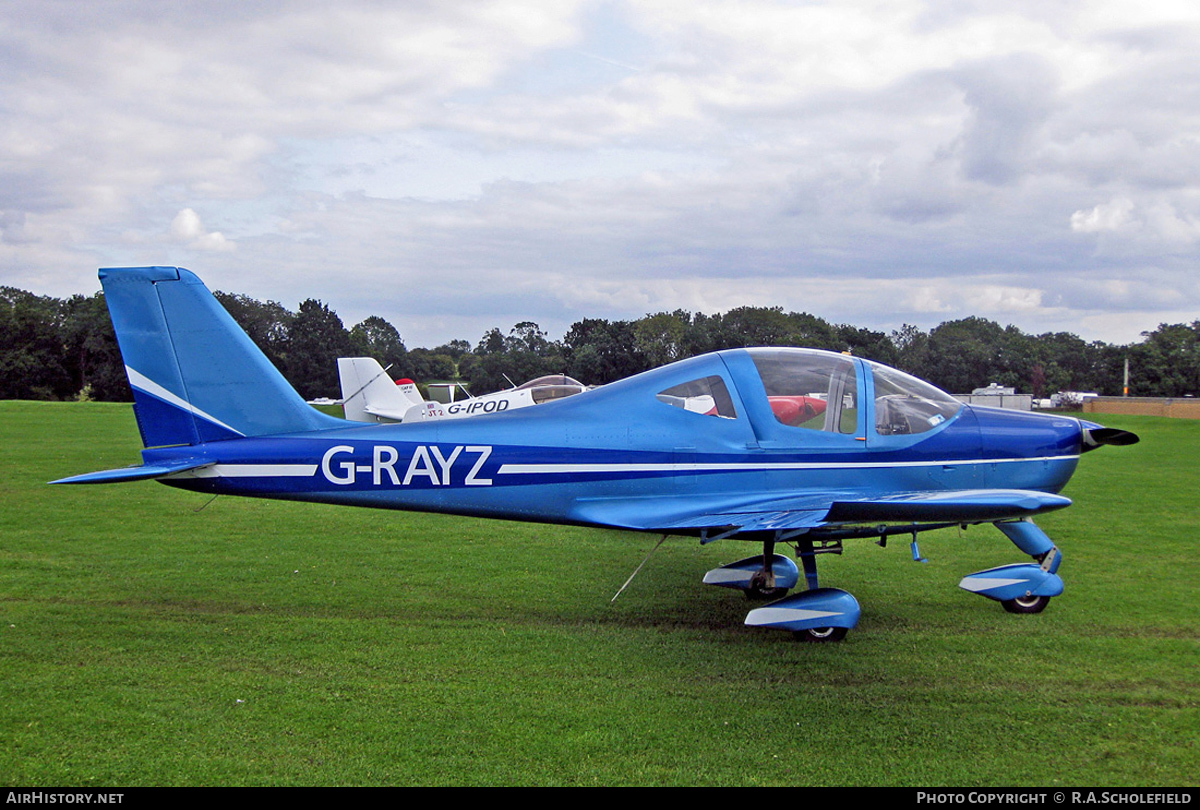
[148,350,1086,534]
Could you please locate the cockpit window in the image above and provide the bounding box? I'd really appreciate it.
[657,375,738,418]
[515,374,584,391]
[749,349,858,434]
[869,362,962,435]
[515,374,587,404]
[530,385,583,404]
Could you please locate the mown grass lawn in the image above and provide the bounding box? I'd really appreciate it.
[1,402,1196,786]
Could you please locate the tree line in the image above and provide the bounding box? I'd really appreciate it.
[3,284,1198,402]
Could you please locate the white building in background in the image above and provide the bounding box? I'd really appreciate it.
[955,383,1033,411]
[1051,391,1099,408]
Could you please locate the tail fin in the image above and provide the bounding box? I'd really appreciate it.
[337,357,424,422]
[100,266,344,447]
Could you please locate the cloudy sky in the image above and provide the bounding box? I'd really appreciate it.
[3,0,1199,348]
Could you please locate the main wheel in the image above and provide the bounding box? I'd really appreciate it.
[793,626,848,643]
[745,570,789,601]
[1001,594,1050,614]
[744,584,789,601]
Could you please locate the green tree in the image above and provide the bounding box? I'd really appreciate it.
[286,299,350,400]
[476,327,507,355]
[432,339,471,360]
[467,322,566,392]
[1129,322,1200,397]
[924,317,1030,393]
[60,292,129,401]
[715,306,796,349]
[783,312,841,351]
[0,287,72,399]
[407,348,457,382]
[890,323,930,376]
[633,310,692,368]
[349,315,409,378]
[1026,332,1098,395]
[563,318,647,384]
[835,324,897,365]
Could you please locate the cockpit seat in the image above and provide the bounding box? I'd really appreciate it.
[769,396,827,427]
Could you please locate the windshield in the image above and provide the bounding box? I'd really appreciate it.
[869,362,962,435]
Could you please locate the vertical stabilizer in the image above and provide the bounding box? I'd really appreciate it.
[100,266,344,447]
[337,357,423,422]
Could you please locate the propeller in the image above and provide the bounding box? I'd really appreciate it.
[1081,424,1140,451]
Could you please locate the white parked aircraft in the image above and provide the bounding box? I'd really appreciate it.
[336,357,586,424]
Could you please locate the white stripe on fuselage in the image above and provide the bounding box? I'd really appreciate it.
[496,455,1076,476]
[181,464,319,478]
[166,454,1073,481]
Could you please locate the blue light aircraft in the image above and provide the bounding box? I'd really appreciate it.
[54,267,1138,642]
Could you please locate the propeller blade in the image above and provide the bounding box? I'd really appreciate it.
[1082,426,1140,451]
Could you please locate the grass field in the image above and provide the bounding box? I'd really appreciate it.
[1,401,1197,786]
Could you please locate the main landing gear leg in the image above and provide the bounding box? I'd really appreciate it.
[958,519,1065,614]
[743,536,861,643]
[797,537,820,591]
[746,537,789,601]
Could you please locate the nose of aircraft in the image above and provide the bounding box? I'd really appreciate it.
[968,406,1140,457]
[967,405,1087,458]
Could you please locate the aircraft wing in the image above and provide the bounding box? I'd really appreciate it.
[821,489,1072,523]
[605,488,1073,537]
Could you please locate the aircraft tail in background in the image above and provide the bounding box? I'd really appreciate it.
[337,357,424,423]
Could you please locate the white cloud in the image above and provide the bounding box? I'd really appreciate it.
[3,0,1200,345]
[963,284,1044,312]
[1141,201,1200,245]
[170,208,235,252]
[1071,197,1135,233]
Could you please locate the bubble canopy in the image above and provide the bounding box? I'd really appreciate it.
[656,347,963,440]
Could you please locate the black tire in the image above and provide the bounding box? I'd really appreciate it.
[1001,594,1050,614]
[744,585,789,601]
[793,626,848,643]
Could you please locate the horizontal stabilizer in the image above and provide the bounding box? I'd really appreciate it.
[50,458,213,485]
[364,405,413,422]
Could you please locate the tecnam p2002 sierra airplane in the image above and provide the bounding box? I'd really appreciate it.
[54,267,1137,642]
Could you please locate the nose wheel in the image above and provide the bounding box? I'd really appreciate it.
[960,521,1064,613]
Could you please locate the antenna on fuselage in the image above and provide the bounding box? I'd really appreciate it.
[611,535,669,603]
